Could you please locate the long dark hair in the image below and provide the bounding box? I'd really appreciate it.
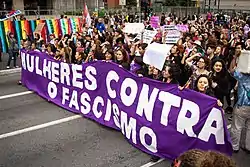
[105,49,115,61]
[194,74,213,96]
[211,59,227,78]
[165,63,181,81]
[115,48,129,63]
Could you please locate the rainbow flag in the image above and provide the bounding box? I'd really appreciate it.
[24,20,31,37]
[30,20,36,40]
[0,22,7,52]
[76,18,81,32]
[70,18,77,34]
[0,18,78,52]
[21,20,27,40]
[3,21,10,46]
[60,19,65,36]
[52,19,60,38]
[46,19,54,35]
[14,21,22,47]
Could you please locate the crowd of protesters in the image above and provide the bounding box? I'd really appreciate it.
[3,11,250,166]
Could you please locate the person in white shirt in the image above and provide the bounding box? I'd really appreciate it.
[49,34,55,45]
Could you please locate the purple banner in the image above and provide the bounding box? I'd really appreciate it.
[21,50,233,160]
[150,16,159,29]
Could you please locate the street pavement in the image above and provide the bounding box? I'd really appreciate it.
[0,72,250,167]
[0,53,21,70]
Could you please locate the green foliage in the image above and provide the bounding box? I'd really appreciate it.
[164,0,192,6]
[127,0,137,6]
[63,10,82,16]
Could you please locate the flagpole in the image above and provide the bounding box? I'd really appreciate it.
[96,0,99,16]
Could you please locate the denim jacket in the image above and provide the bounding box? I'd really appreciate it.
[234,70,250,106]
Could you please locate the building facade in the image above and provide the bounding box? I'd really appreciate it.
[4,0,105,12]
[4,0,250,12]
[195,0,250,10]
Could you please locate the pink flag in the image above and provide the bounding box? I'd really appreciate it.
[83,3,91,27]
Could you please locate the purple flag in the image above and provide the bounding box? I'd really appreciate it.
[21,50,233,160]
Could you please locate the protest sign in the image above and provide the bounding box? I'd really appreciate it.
[21,50,233,160]
[176,24,189,32]
[134,33,142,41]
[123,23,144,34]
[237,50,250,73]
[143,30,157,44]
[163,25,177,31]
[143,43,172,70]
[133,30,157,43]
[119,0,126,5]
[150,16,160,28]
[165,30,181,44]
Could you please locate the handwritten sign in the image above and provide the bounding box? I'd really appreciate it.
[165,30,181,44]
[177,24,189,32]
[123,23,144,34]
[134,30,157,44]
[143,30,157,44]
[150,16,160,28]
[119,0,126,5]
[163,25,177,31]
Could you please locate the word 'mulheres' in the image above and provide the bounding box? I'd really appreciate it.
[21,52,97,91]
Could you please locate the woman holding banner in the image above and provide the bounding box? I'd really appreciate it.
[210,59,231,106]
[114,48,130,70]
[162,63,180,84]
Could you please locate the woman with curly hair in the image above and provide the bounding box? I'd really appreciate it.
[172,149,237,167]
[210,59,231,106]
[185,55,210,89]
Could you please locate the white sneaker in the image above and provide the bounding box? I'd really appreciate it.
[15,66,19,68]
[6,66,10,69]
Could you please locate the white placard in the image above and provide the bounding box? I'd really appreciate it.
[165,30,181,44]
[119,0,126,5]
[123,23,145,34]
[143,30,157,44]
[134,30,157,44]
[143,43,173,70]
[163,25,177,31]
[237,50,250,73]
